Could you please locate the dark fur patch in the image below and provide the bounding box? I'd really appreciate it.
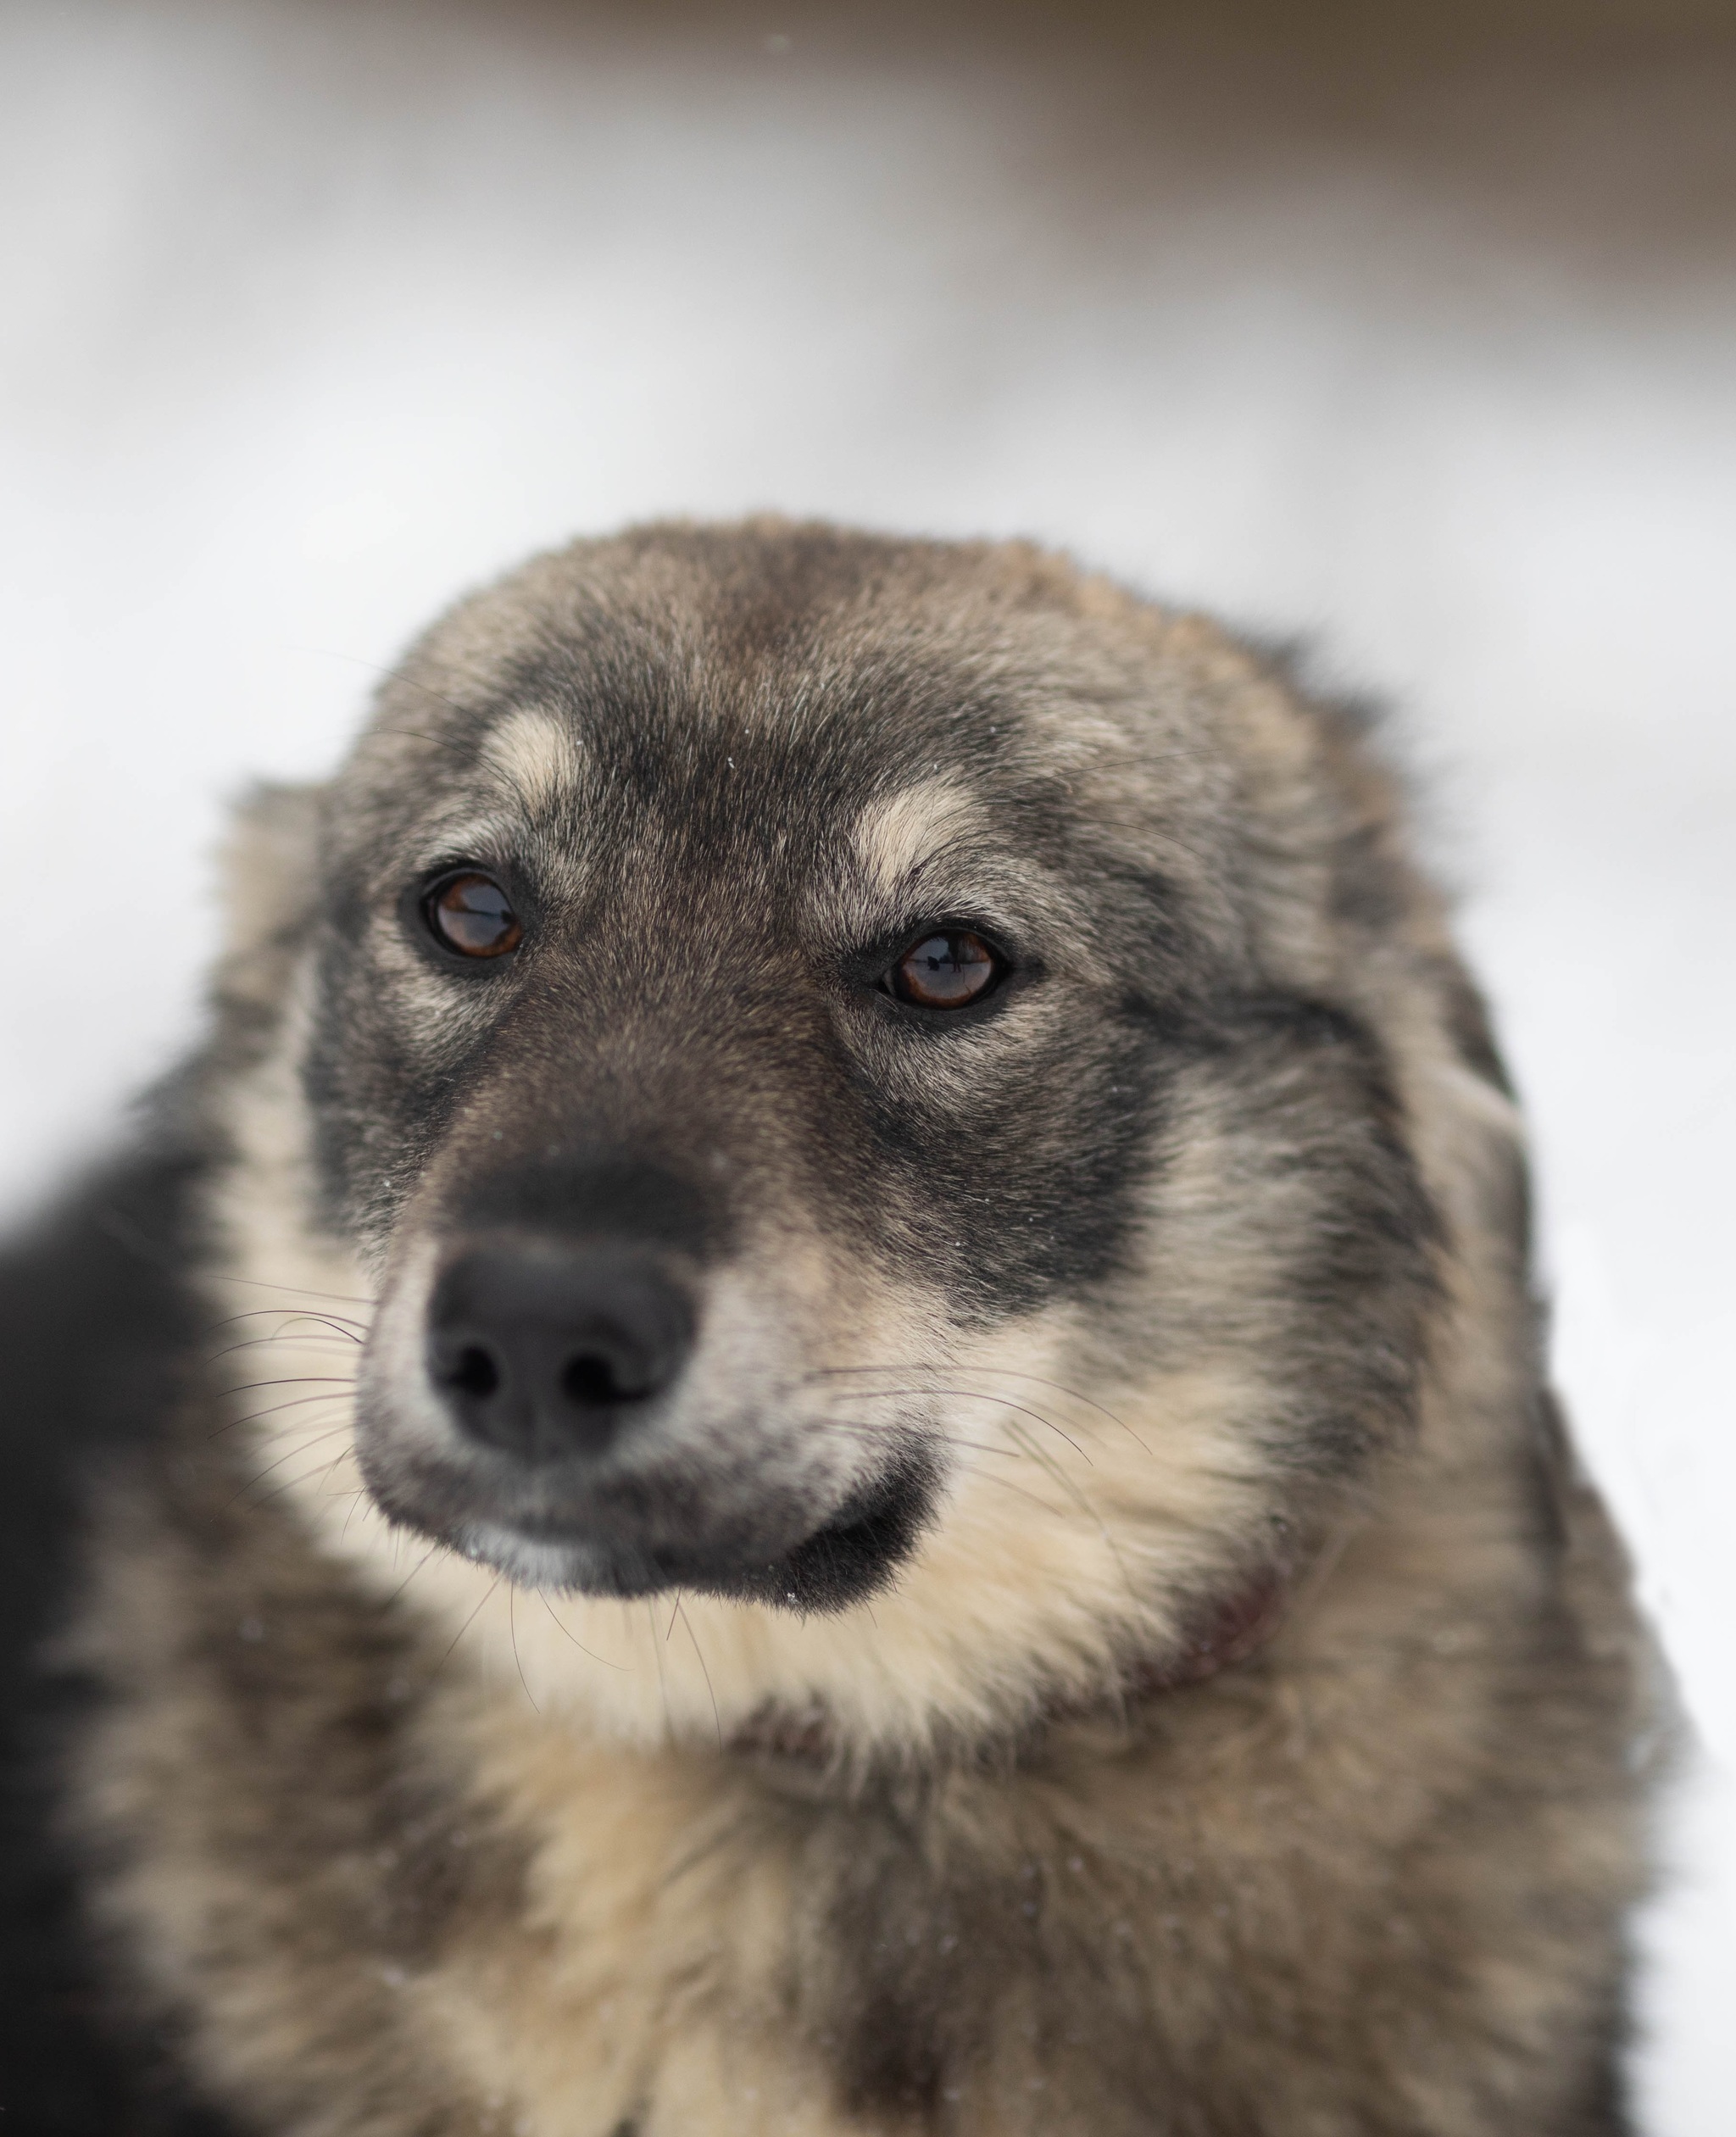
[0,1149,238,2134]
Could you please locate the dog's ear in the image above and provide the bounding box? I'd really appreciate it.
[212,781,327,1021]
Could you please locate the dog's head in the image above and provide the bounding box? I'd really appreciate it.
[212,522,1496,1755]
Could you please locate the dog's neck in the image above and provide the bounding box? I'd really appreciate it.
[730,1565,1291,1773]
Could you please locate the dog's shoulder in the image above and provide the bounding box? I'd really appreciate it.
[0,1140,238,2134]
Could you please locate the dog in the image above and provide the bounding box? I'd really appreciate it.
[0,520,1655,2134]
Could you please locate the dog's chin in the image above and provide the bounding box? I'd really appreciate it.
[368,1459,937,1615]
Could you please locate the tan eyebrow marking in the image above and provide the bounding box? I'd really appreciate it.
[481,708,583,813]
[849,779,987,903]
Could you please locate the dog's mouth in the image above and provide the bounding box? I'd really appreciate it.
[352,1207,941,1612]
[685,1456,936,1611]
[361,1437,938,1615]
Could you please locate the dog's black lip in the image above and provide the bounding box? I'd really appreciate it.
[374,1450,938,1614]
[677,1457,935,1611]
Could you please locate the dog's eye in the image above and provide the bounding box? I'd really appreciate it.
[424,871,523,959]
[885,930,1004,1010]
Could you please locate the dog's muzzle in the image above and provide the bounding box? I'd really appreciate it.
[353,1155,936,1610]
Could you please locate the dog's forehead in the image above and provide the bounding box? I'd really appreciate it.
[467,712,995,900]
[331,527,1254,927]
[358,626,1076,859]
[353,698,1008,888]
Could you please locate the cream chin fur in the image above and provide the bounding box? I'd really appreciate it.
[208,974,1273,1763]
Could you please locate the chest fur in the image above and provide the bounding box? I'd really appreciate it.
[69,1437,1642,2137]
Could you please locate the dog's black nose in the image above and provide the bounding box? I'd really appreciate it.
[426,1243,693,1462]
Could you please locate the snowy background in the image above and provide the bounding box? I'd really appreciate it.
[2,2,1731,2123]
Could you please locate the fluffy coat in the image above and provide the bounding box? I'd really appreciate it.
[1,523,1654,2134]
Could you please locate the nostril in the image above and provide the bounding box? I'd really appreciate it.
[446,1344,501,1399]
[560,1348,653,1408]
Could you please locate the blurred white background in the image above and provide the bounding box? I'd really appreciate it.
[2,1,1731,2123]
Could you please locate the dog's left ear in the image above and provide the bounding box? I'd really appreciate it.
[211,781,328,1021]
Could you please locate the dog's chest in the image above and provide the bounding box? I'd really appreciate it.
[408,1723,850,2137]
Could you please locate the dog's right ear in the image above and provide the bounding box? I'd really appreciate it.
[211,781,327,1024]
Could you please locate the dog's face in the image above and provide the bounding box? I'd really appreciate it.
[215,525,1457,1751]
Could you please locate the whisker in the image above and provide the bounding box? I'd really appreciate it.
[951,1466,1068,1516]
[997,1415,1077,1504]
[815,1386,1089,1462]
[309,1445,357,1501]
[813,1422,1049,1512]
[673,1596,724,1754]
[812,1365,1149,1455]
[209,1388,358,1438]
[536,1589,632,1671]
[380,1542,443,1614]
[206,1273,379,1311]
[374,723,480,763]
[437,1574,503,1672]
[202,1304,370,1333]
[508,1585,540,1714]
[1002,1418,1140,1602]
[647,1601,672,1739]
[213,1376,358,1400]
[248,1470,367,1516]
[227,1426,355,1506]
[301,646,480,741]
[813,1416,1018,1461]
[206,1329,364,1364]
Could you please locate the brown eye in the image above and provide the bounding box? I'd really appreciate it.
[887,930,1002,1010]
[426,872,522,960]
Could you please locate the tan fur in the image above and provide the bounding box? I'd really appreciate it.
[480,708,587,815]
[847,781,990,904]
